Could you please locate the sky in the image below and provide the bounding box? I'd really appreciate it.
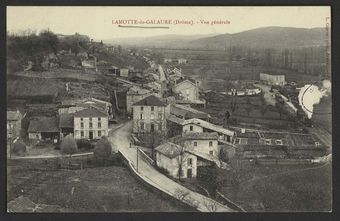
[7,6,331,40]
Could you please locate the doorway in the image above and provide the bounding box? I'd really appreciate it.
[89,131,93,140]
[187,168,192,178]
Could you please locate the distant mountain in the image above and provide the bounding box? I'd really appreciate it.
[104,33,219,48]
[188,27,326,49]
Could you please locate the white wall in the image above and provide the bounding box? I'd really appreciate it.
[74,117,108,139]
[184,139,219,157]
[173,81,199,101]
[132,105,167,134]
[183,123,203,133]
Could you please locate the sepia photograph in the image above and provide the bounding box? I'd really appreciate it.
[6,6,332,213]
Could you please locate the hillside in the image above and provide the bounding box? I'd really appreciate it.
[106,27,325,50]
[190,27,325,49]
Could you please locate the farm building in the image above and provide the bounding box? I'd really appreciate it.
[28,117,59,142]
[170,104,210,121]
[119,68,129,77]
[260,73,286,86]
[59,113,74,140]
[155,142,197,179]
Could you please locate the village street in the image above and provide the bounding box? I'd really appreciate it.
[107,121,236,212]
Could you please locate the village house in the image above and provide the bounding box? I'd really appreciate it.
[183,132,220,157]
[7,109,23,140]
[59,97,113,119]
[155,142,197,179]
[126,85,159,115]
[119,68,129,77]
[260,73,286,86]
[132,95,170,136]
[163,58,173,63]
[182,118,235,144]
[73,106,108,140]
[28,117,59,142]
[173,77,205,107]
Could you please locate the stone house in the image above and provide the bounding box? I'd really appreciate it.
[155,142,197,179]
[183,132,220,158]
[126,85,158,115]
[73,106,108,140]
[132,95,170,136]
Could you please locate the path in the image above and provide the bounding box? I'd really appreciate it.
[108,121,236,212]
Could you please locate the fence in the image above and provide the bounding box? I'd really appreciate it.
[137,147,154,165]
[216,191,246,212]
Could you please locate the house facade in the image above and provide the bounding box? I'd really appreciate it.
[7,110,23,140]
[126,85,157,115]
[132,95,170,136]
[155,142,197,179]
[183,132,220,157]
[173,78,199,102]
[260,73,286,86]
[73,107,108,140]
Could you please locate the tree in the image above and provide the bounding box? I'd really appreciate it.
[94,136,112,161]
[60,134,78,154]
[11,139,26,156]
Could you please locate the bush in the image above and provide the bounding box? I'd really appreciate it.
[77,139,94,150]
[11,139,26,156]
[60,135,78,154]
[93,136,112,161]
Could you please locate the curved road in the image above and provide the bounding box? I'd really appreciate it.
[108,121,236,212]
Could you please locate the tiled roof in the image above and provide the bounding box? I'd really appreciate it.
[133,95,166,107]
[74,106,107,118]
[171,104,209,119]
[183,132,219,140]
[183,118,234,137]
[28,117,59,133]
[59,114,74,128]
[175,77,197,86]
[155,142,184,159]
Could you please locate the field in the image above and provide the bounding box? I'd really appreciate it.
[7,159,191,212]
[201,92,295,129]
[218,159,332,212]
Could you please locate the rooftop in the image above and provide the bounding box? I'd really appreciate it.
[28,117,59,133]
[59,113,74,128]
[133,95,166,107]
[155,142,183,159]
[171,104,210,119]
[183,132,219,140]
[74,106,108,118]
[183,118,235,137]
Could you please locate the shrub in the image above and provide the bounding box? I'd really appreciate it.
[93,136,112,161]
[77,139,94,150]
[11,139,26,156]
[60,135,78,154]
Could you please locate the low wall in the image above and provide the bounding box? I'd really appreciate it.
[117,151,196,211]
[256,158,312,165]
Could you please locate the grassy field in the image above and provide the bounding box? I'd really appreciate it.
[7,159,191,212]
[218,159,332,212]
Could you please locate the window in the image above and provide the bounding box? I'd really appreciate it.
[151,113,155,120]
[98,122,101,128]
[209,150,214,155]
[89,117,92,121]
[151,106,154,111]
[98,117,101,121]
[80,118,83,121]
[140,106,144,111]
[140,113,143,119]
[187,158,192,166]
[194,142,197,147]
[190,125,193,131]
[89,122,93,128]
[80,122,84,128]
[98,131,101,137]
[151,123,155,132]
[209,141,213,147]
[81,131,84,137]
[140,122,145,130]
